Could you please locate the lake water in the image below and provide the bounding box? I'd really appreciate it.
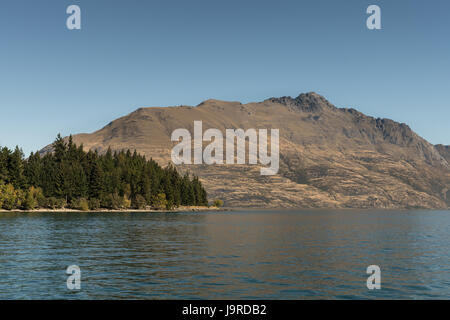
[0,209,449,299]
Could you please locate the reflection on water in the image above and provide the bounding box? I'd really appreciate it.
[0,210,449,299]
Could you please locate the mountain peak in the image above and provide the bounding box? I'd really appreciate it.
[267,92,334,112]
[197,99,241,107]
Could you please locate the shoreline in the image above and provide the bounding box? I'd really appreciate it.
[1,207,448,214]
[0,206,230,214]
[226,206,450,211]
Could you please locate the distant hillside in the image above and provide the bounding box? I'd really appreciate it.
[41,93,450,209]
[435,145,450,164]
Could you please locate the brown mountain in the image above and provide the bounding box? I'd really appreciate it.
[42,93,450,209]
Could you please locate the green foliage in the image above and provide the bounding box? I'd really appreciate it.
[213,199,224,208]
[8,147,25,189]
[101,193,129,210]
[0,184,18,210]
[46,197,58,209]
[70,198,90,211]
[132,194,147,209]
[46,197,66,210]
[110,193,124,210]
[153,193,168,210]
[0,135,208,210]
[23,186,44,210]
[88,198,101,211]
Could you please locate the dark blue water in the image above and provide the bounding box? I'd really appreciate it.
[0,209,449,299]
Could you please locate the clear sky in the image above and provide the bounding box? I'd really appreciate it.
[1,0,449,155]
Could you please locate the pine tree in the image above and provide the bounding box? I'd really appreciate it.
[0,147,11,183]
[24,152,43,189]
[0,135,209,210]
[89,161,103,199]
[53,134,67,163]
[8,146,25,189]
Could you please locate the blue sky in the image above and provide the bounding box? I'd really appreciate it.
[1,0,449,155]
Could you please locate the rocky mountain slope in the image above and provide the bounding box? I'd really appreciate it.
[42,93,450,209]
[435,145,450,164]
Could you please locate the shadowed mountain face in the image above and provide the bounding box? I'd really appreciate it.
[42,93,450,209]
[435,145,450,164]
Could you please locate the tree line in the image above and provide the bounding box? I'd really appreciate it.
[0,135,208,210]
